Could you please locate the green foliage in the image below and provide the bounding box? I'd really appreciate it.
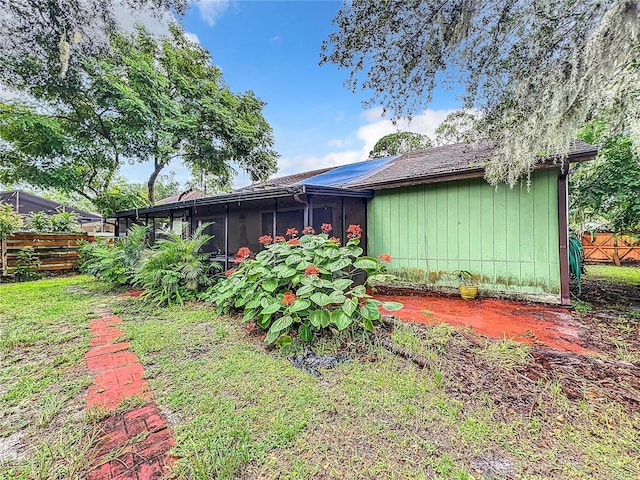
[369,132,432,158]
[13,247,43,282]
[321,1,640,185]
[571,123,640,234]
[434,111,478,146]
[134,223,221,305]
[0,202,22,238]
[49,211,80,232]
[78,224,149,285]
[203,227,401,345]
[451,270,474,286]
[0,24,277,210]
[27,210,80,232]
[27,212,52,232]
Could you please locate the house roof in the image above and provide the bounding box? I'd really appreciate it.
[347,140,597,189]
[0,190,102,222]
[156,189,207,205]
[113,140,598,218]
[235,166,335,193]
[240,140,597,192]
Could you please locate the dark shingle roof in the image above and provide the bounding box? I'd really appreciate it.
[347,140,597,189]
[236,166,334,193]
[235,140,598,193]
[156,189,207,205]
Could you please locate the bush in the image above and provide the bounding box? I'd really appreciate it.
[49,210,80,232]
[27,212,52,232]
[78,224,149,285]
[0,202,22,238]
[203,224,402,345]
[13,246,42,281]
[27,210,80,232]
[134,223,221,305]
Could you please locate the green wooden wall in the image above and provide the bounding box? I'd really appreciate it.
[367,168,561,295]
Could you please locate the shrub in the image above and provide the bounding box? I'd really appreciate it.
[13,246,42,281]
[0,203,22,238]
[203,224,402,345]
[49,210,80,232]
[78,224,149,285]
[27,210,80,232]
[27,212,52,232]
[134,223,221,305]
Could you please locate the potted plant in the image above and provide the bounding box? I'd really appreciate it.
[452,270,478,299]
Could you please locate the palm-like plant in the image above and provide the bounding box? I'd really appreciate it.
[134,223,221,305]
[79,224,149,285]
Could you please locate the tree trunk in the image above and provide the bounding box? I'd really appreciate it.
[147,160,164,205]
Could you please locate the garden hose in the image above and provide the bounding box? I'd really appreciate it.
[568,236,583,298]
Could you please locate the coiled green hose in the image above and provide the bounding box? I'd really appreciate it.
[568,235,584,297]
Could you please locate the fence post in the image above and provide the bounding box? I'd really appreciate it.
[1,236,7,276]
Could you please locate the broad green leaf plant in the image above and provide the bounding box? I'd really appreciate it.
[203,224,402,345]
[133,223,221,305]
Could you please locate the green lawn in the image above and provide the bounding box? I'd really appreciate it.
[1,276,639,479]
[586,264,640,285]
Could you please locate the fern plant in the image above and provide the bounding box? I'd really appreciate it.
[78,224,149,285]
[134,223,221,305]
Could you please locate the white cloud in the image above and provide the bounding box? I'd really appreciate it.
[184,31,200,44]
[194,0,232,27]
[270,35,281,45]
[113,1,175,36]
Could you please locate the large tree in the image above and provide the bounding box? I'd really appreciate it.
[0,25,278,208]
[369,132,432,158]
[321,1,640,185]
[570,122,640,234]
[0,0,186,82]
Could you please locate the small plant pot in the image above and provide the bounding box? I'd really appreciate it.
[458,285,478,299]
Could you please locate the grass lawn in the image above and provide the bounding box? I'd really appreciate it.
[1,276,639,479]
[585,264,640,285]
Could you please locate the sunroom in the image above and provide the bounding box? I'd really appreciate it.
[113,184,373,270]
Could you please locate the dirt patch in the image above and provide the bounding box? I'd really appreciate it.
[0,433,27,464]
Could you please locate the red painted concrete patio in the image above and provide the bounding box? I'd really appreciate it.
[377,293,589,353]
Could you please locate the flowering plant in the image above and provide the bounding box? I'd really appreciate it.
[203,224,401,345]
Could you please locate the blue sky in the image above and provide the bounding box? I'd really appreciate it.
[122,1,460,188]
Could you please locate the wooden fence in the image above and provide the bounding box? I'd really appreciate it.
[1,232,89,276]
[581,233,640,265]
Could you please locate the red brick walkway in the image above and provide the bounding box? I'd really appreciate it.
[86,315,175,480]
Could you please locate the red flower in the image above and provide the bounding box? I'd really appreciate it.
[328,237,341,244]
[302,226,315,235]
[321,223,333,233]
[378,253,392,263]
[258,234,273,245]
[274,235,286,243]
[304,265,321,276]
[225,269,236,276]
[287,238,300,246]
[234,246,251,263]
[282,292,296,305]
[286,227,298,238]
[347,224,362,239]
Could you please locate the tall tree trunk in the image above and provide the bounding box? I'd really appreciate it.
[148,159,164,205]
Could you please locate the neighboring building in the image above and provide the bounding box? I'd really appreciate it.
[0,190,104,231]
[114,141,597,304]
[156,189,207,205]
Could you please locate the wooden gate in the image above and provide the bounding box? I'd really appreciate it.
[1,232,89,276]
[581,233,640,264]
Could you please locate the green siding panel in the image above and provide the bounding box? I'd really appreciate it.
[368,169,561,296]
